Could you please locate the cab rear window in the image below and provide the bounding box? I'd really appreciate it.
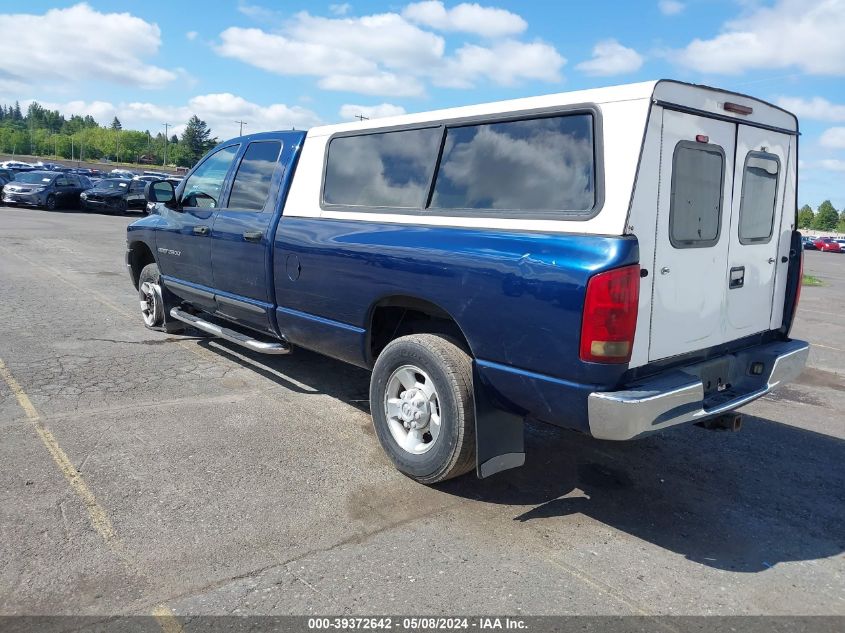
[669,141,725,249]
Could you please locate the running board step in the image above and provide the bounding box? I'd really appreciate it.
[169,307,291,355]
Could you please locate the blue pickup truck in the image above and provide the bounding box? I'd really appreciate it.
[127,80,809,484]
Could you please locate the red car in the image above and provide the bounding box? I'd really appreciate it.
[814,237,842,252]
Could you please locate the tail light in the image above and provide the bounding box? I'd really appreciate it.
[580,264,640,364]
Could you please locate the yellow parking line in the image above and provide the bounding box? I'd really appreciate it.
[1,357,185,628]
[152,605,185,633]
[0,358,116,542]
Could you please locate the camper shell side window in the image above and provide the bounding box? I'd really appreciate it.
[320,105,604,221]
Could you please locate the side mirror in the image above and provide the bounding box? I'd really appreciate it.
[145,180,176,206]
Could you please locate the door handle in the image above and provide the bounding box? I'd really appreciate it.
[767,257,776,264]
[193,225,210,236]
[660,267,670,275]
[243,230,263,242]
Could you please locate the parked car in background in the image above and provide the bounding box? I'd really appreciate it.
[81,178,147,214]
[814,237,842,252]
[2,170,88,210]
[802,236,817,250]
[834,239,845,251]
[0,171,12,195]
[0,160,33,170]
[110,168,138,178]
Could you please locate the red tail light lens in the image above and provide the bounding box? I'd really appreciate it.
[580,264,640,364]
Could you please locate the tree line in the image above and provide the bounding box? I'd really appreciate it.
[797,200,845,233]
[0,101,217,168]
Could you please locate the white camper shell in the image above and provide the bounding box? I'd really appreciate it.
[288,79,802,372]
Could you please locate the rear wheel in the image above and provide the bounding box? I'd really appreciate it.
[369,334,475,484]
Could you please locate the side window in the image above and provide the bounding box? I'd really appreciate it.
[323,127,441,208]
[55,176,69,187]
[182,145,239,209]
[130,180,145,194]
[739,152,779,244]
[65,175,80,187]
[431,113,595,212]
[228,141,282,211]
[669,142,725,248]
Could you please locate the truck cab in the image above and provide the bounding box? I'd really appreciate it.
[127,80,809,485]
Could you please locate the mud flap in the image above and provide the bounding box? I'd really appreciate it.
[473,362,525,478]
[157,283,187,334]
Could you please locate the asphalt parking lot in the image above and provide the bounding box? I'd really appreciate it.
[1,205,843,618]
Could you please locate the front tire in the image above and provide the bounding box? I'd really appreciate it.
[45,194,57,211]
[138,263,165,330]
[370,334,476,484]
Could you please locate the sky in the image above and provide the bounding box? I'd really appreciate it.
[1,0,843,209]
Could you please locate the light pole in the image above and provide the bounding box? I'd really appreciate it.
[235,120,247,136]
[162,122,171,166]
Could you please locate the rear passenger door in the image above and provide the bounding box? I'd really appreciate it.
[210,139,285,334]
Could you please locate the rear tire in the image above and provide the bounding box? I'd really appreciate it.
[370,334,476,484]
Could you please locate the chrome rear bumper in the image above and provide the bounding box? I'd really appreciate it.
[588,339,809,440]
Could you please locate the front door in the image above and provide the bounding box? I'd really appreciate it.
[211,139,286,334]
[650,109,737,361]
[156,143,239,312]
[724,125,791,339]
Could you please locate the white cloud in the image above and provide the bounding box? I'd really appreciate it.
[776,96,845,122]
[319,73,425,97]
[287,12,445,70]
[576,39,643,76]
[439,40,565,87]
[27,94,322,140]
[330,3,351,15]
[658,1,685,15]
[403,1,527,37]
[818,159,845,172]
[186,30,198,41]
[339,103,407,120]
[0,3,177,90]
[237,1,276,21]
[675,0,845,75]
[820,127,845,149]
[217,26,377,77]
[215,10,563,96]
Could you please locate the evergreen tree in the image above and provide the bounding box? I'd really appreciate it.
[110,117,122,131]
[797,204,814,229]
[180,115,216,165]
[812,200,839,231]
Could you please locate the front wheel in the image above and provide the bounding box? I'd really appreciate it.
[138,263,165,329]
[44,194,57,211]
[369,334,476,484]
